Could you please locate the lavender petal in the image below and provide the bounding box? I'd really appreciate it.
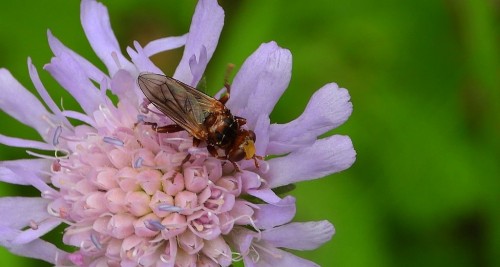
[12,218,61,245]
[173,0,224,86]
[226,42,292,129]
[0,197,51,229]
[127,42,163,74]
[80,0,135,75]
[265,135,356,188]
[47,30,109,86]
[268,83,353,155]
[243,243,319,267]
[27,57,72,128]
[247,188,282,204]
[144,34,187,57]
[226,227,256,256]
[0,69,53,139]
[0,134,54,150]
[0,159,51,185]
[0,226,67,264]
[254,196,296,229]
[262,221,334,251]
[44,52,104,115]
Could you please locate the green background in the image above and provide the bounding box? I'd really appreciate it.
[1,0,499,266]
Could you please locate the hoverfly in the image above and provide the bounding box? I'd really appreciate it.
[137,73,260,170]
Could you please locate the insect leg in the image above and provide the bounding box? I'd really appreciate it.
[192,138,201,147]
[230,160,241,172]
[234,116,247,126]
[252,155,264,169]
[219,63,235,105]
[208,144,242,172]
[155,124,185,133]
[173,153,191,173]
[206,145,221,158]
[181,153,191,165]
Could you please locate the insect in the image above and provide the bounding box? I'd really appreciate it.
[137,73,261,170]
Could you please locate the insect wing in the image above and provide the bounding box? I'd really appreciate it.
[138,73,215,139]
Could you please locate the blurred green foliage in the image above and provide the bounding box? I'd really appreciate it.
[0,0,498,266]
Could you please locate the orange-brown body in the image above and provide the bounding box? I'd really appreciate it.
[137,73,260,169]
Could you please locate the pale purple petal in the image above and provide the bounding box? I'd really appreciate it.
[0,159,51,185]
[0,164,56,194]
[47,30,109,85]
[110,68,142,104]
[0,164,56,199]
[243,243,319,267]
[44,52,104,115]
[0,134,53,150]
[27,58,72,128]
[0,226,67,264]
[80,0,135,75]
[247,188,281,204]
[262,221,334,250]
[188,45,207,87]
[0,197,51,229]
[144,34,187,57]
[268,83,353,155]
[227,42,292,128]
[12,218,61,245]
[254,196,296,229]
[127,42,163,74]
[254,114,270,155]
[174,0,224,86]
[265,135,356,188]
[226,227,256,255]
[0,69,52,138]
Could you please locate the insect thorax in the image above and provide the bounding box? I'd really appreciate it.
[204,110,238,148]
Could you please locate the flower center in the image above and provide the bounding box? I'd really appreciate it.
[48,106,255,265]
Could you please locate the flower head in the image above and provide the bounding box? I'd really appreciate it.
[0,0,355,266]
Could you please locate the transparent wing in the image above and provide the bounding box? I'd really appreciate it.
[138,73,218,139]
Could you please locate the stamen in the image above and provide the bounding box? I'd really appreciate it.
[52,126,62,146]
[223,214,261,239]
[160,254,172,263]
[90,233,102,250]
[144,219,166,231]
[51,160,62,172]
[163,137,191,142]
[61,110,96,127]
[231,251,244,262]
[60,98,65,111]
[133,157,144,168]
[42,190,59,200]
[103,136,124,146]
[136,114,147,123]
[157,203,183,212]
[249,245,261,263]
[29,220,39,230]
[192,221,204,232]
[26,150,64,160]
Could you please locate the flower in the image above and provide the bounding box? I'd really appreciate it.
[0,0,355,266]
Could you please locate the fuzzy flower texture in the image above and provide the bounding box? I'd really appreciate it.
[0,1,355,266]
